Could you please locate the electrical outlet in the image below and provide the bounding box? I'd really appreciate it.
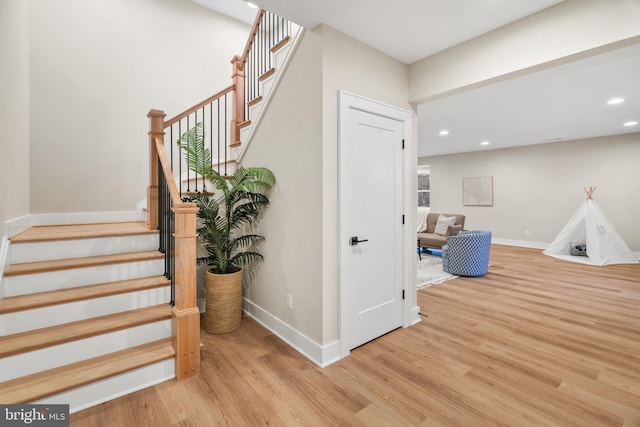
[286,293,293,310]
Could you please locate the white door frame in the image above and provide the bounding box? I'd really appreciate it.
[338,90,414,359]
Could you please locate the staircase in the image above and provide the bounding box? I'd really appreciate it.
[161,11,303,197]
[0,9,302,414]
[0,222,175,412]
[233,31,301,162]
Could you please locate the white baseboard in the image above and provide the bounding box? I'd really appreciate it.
[136,199,147,212]
[492,238,548,250]
[410,306,421,326]
[4,214,32,238]
[243,298,341,368]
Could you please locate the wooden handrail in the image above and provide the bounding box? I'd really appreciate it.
[148,126,200,381]
[154,136,182,204]
[164,85,235,128]
[240,9,266,65]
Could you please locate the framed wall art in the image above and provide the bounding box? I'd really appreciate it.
[463,176,493,206]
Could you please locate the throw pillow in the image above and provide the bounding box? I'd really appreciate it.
[434,214,456,236]
[416,210,429,233]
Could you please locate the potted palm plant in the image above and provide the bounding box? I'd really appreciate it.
[177,123,275,334]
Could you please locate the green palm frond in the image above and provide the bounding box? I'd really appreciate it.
[229,251,264,269]
[229,234,265,252]
[230,197,270,229]
[206,170,231,198]
[242,167,276,193]
[176,123,212,178]
[178,124,275,275]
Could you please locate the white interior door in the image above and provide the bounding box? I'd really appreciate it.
[340,96,405,351]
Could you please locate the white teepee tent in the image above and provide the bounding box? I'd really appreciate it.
[544,187,639,266]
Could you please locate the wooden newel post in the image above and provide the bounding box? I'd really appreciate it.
[230,55,245,148]
[172,202,200,380]
[147,109,166,230]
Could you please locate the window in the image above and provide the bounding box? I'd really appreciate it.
[418,167,430,208]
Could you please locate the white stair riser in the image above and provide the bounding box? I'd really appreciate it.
[177,169,216,191]
[272,27,299,70]
[4,259,164,297]
[0,287,170,335]
[273,42,291,69]
[10,234,159,264]
[248,99,264,123]
[230,144,243,161]
[0,319,171,382]
[261,73,276,97]
[216,160,237,175]
[33,359,175,414]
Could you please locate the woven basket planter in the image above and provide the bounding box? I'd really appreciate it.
[204,267,243,334]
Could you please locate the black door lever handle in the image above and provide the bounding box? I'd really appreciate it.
[350,236,369,246]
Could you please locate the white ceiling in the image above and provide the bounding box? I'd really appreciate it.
[418,42,640,157]
[207,0,565,64]
[189,0,258,26]
[192,0,639,156]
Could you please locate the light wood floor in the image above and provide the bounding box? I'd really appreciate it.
[71,245,640,426]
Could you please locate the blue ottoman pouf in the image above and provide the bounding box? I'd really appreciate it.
[442,230,492,277]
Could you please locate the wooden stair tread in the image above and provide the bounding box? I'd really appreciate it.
[0,275,170,315]
[211,159,237,169]
[0,338,175,404]
[10,221,156,243]
[271,35,290,53]
[247,96,263,107]
[0,305,172,358]
[4,250,163,277]
[259,68,275,81]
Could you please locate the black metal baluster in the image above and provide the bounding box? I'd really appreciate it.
[209,98,220,180]
[178,121,183,193]
[169,199,175,306]
[185,116,190,192]
[158,157,165,253]
[194,111,199,192]
[217,97,221,175]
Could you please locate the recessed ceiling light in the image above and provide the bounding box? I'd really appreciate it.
[247,2,258,9]
[607,97,624,105]
[480,141,490,146]
[623,121,638,127]
[439,130,449,136]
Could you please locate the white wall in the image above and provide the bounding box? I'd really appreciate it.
[0,0,30,236]
[318,25,412,343]
[421,133,640,251]
[28,0,249,214]
[241,31,325,343]
[409,0,640,103]
[241,25,412,346]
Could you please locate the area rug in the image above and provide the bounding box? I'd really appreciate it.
[417,253,457,289]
